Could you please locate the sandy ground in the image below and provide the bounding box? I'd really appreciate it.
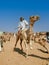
[0,36,49,65]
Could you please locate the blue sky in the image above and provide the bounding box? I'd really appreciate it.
[0,0,49,32]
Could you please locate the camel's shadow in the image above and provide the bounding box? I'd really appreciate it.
[28,54,49,61]
[14,48,26,57]
[14,48,49,60]
[28,49,49,61]
[38,49,48,53]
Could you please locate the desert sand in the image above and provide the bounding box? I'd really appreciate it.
[0,36,49,65]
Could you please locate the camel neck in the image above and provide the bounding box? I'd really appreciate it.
[29,21,35,32]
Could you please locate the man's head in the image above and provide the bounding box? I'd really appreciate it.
[20,17,24,21]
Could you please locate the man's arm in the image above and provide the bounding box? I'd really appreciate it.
[24,20,29,26]
[15,26,22,29]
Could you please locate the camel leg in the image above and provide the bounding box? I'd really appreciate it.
[0,42,1,52]
[29,40,33,50]
[14,36,19,48]
[43,45,49,53]
[1,41,4,51]
[39,41,49,53]
[42,42,49,53]
[20,39,23,51]
[24,39,28,57]
[25,43,28,58]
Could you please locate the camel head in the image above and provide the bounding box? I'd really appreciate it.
[29,15,40,26]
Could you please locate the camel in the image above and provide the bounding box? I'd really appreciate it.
[26,16,40,49]
[14,15,40,57]
[33,32,49,53]
[2,32,12,42]
[0,32,11,44]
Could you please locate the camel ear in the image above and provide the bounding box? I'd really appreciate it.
[30,16,34,19]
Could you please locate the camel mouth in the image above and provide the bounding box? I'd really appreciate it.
[36,16,40,20]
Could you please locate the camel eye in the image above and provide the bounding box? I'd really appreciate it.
[30,16,34,19]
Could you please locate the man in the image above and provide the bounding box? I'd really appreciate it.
[18,17,28,33]
[14,17,28,50]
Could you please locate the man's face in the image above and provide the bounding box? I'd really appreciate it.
[20,19,23,21]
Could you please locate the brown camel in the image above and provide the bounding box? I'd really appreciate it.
[25,16,40,56]
[26,16,40,49]
[14,16,40,57]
